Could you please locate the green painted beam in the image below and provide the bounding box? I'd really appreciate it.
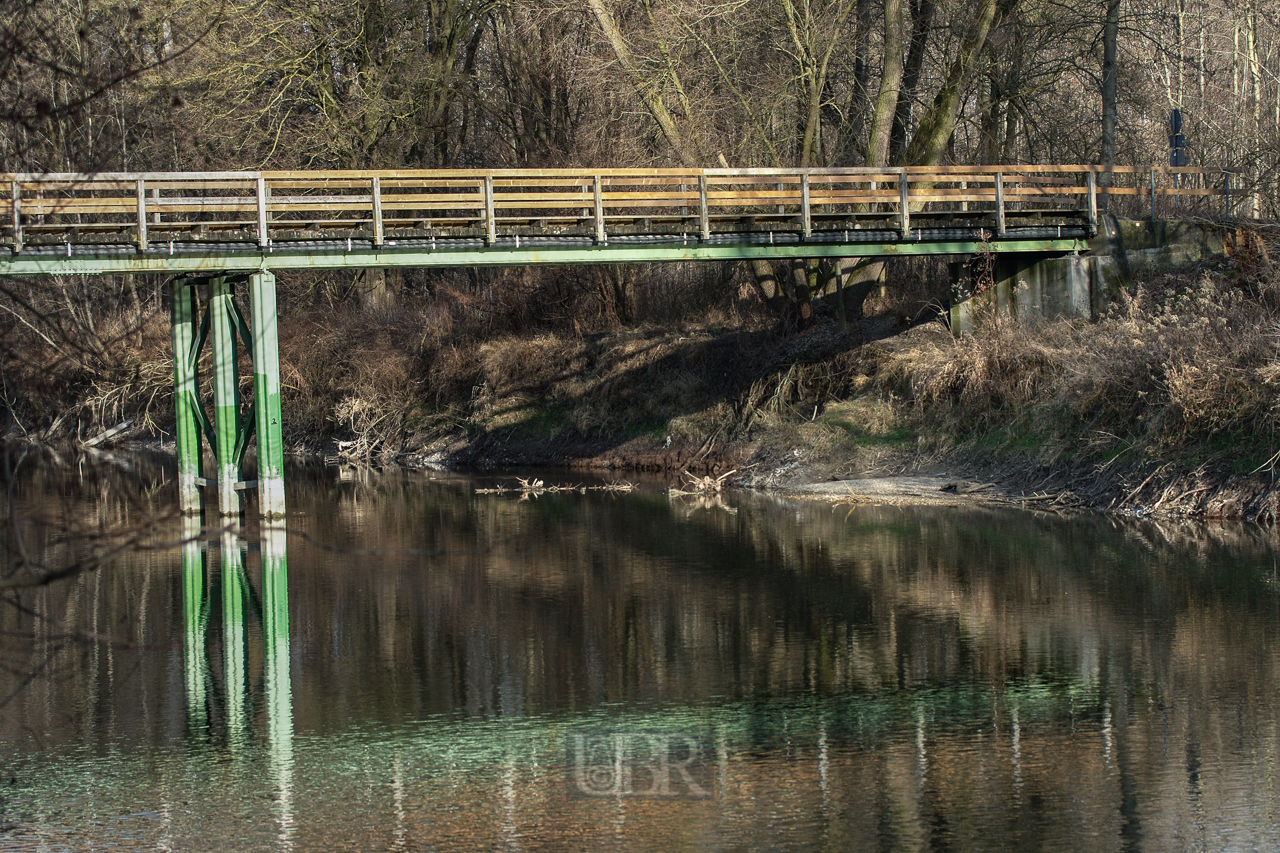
[249,273,287,519]
[0,238,1088,277]
[169,280,204,515]
[208,277,244,516]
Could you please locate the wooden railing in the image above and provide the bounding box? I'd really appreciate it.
[3,165,1226,252]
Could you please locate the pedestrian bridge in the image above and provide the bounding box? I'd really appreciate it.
[0,165,1225,520]
[1,165,1224,275]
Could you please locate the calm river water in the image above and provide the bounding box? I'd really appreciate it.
[3,455,1280,852]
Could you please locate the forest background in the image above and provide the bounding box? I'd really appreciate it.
[2,0,1280,516]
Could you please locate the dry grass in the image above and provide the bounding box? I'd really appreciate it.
[873,229,1280,471]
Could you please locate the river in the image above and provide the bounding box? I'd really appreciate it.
[2,453,1279,851]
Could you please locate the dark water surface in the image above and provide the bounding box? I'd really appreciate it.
[3,456,1280,852]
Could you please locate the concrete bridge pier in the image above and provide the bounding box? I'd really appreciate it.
[169,271,286,519]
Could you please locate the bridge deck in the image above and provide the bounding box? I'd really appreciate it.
[2,165,1223,275]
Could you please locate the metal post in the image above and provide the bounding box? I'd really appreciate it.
[371,177,384,247]
[221,530,248,744]
[209,276,243,516]
[136,179,148,251]
[899,169,910,238]
[483,175,496,245]
[1150,168,1156,224]
[800,174,812,240]
[256,177,269,248]
[249,271,286,519]
[9,180,20,253]
[181,515,208,735]
[698,174,710,241]
[170,278,204,514]
[1086,171,1098,231]
[593,174,606,244]
[994,173,1006,237]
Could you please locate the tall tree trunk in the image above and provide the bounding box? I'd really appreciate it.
[1101,0,1119,174]
[900,0,1001,166]
[890,0,937,161]
[585,0,700,166]
[865,0,906,167]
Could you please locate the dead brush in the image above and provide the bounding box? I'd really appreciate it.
[671,469,737,495]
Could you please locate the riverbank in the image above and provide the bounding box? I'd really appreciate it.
[382,250,1280,521]
[6,236,1280,522]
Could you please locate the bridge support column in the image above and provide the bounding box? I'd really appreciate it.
[170,279,205,515]
[209,277,245,516]
[249,272,287,519]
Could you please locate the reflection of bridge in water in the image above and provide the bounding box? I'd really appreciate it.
[2,166,1226,518]
[182,519,294,846]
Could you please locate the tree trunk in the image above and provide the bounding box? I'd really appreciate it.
[1101,0,1119,177]
[890,0,937,161]
[900,0,1001,166]
[865,0,907,167]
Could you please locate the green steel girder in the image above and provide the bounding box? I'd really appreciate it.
[0,238,1088,277]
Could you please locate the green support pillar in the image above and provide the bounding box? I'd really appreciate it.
[209,277,244,516]
[261,523,294,841]
[249,272,287,518]
[221,529,249,744]
[181,515,209,735]
[170,280,204,514]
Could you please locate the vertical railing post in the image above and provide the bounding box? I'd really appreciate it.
[249,271,286,519]
[170,278,204,515]
[483,175,496,245]
[593,174,606,244]
[1087,170,1098,232]
[994,172,1006,237]
[698,174,710,242]
[256,176,269,248]
[9,180,20,253]
[209,276,243,516]
[1224,169,1231,217]
[800,173,812,240]
[899,169,910,238]
[371,177,384,247]
[136,179,148,251]
[152,187,161,225]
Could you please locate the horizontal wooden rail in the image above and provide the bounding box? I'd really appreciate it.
[3,165,1228,253]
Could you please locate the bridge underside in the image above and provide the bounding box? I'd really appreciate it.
[0,228,1089,276]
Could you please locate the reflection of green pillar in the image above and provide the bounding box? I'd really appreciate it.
[209,277,243,516]
[261,524,294,843]
[181,515,208,734]
[249,272,286,519]
[170,279,204,514]
[220,529,248,742]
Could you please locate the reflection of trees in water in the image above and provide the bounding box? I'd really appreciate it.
[4,456,1280,848]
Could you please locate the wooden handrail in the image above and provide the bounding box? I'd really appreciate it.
[3,165,1229,250]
